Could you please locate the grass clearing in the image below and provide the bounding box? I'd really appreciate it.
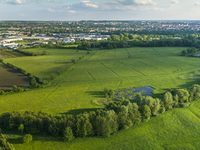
[13,101,200,150]
[1,47,200,149]
[5,48,87,80]
[1,47,200,113]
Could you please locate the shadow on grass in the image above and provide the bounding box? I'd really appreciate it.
[178,74,200,89]
[8,137,22,144]
[61,108,100,115]
[86,90,105,98]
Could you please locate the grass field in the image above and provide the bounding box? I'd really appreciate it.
[1,47,200,149]
[13,100,200,150]
[5,48,87,80]
[1,47,200,114]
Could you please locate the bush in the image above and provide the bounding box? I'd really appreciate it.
[104,88,114,98]
[71,59,76,64]
[163,92,173,110]
[190,84,200,101]
[12,85,25,92]
[0,134,15,150]
[63,127,74,142]
[142,105,151,120]
[22,134,32,144]
[0,90,5,95]
[18,124,24,134]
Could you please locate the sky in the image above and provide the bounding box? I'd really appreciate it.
[0,0,200,20]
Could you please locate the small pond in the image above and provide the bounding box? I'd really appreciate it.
[134,86,154,96]
[114,86,154,100]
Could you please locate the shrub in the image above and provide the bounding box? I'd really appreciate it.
[12,85,25,92]
[71,59,76,64]
[0,90,5,95]
[63,127,74,142]
[0,134,15,150]
[163,92,173,110]
[142,105,151,120]
[22,134,32,144]
[104,88,114,98]
[190,84,200,101]
[174,89,190,104]
[18,124,24,134]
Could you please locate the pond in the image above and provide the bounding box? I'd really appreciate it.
[134,86,154,96]
[114,86,154,101]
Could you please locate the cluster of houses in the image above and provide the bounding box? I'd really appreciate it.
[0,37,22,49]
[0,32,110,50]
[52,33,110,43]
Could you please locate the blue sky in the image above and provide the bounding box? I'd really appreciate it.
[0,0,200,20]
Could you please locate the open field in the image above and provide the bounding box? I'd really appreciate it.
[0,49,29,89]
[0,49,22,59]
[0,47,200,113]
[5,48,87,80]
[13,100,200,150]
[1,47,200,149]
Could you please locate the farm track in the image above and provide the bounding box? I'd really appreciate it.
[87,71,96,80]
[119,60,146,76]
[40,52,97,102]
[100,62,120,78]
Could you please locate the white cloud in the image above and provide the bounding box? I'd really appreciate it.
[67,0,99,13]
[1,0,200,20]
[82,0,99,8]
[194,1,200,6]
[16,0,25,4]
[67,0,157,13]
[5,0,26,5]
[117,0,156,6]
[73,0,99,9]
[170,0,179,5]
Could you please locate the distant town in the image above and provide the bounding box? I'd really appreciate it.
[1,20,200,50]
[0,32,109,49]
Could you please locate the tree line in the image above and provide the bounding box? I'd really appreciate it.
[0,84,200,142]
[15,49,48,56]
[182,47,200,57]
[77,34,200,50]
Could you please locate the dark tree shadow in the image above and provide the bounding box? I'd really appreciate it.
[61,108,99,115]
[8,137,22,144]
[86,90,105,98]
[178,74,200,89]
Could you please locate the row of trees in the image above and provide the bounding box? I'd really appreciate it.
[3,62,47,88]
[182,48,200,57]
[0,84,200,141]
[77,34,200,50]
[15,49,48,56]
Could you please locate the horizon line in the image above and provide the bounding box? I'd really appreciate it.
[1,19,200,22]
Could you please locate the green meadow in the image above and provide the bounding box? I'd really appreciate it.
[1,47,200,149]
[14,100,200,150]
